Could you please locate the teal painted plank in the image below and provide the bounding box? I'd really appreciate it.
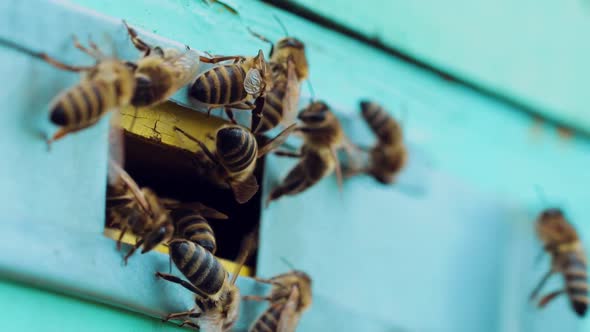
[287,0,590,134]
[0,279,187,332]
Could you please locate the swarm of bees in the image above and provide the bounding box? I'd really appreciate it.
[3,9,586,331]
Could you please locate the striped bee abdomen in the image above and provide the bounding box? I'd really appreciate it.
[50,81,109,129]
[250,301,285,332]
[562,251,589,316]
[216,126,257,173]
[359,101,399,145]
[169,240,226,296]
[190,65,247,105]
[257,84,287,133]
[173,209,217,254]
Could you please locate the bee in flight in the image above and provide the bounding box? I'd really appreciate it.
[189,48,273,125]
[122,20,200,108]
[530,208,588,317]
[345,100,407,184]
[174,118,296,204]
[244,269,312,332]
[155,233,255,331]
[0,35,136,147]
[247,17,309,134]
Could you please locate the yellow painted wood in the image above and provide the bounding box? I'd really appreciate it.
[119,102,229,152]
[103,228,253,276]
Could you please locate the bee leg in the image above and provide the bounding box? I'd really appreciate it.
[178,320,200,329]
[529,270,555,301]
[163,310,201,322]
[199,55,245,64]
[116,226,128,251]
[72,36,103,59]
[155,272,208,297]
[274,150,302,158]
[251,96,265,133]
[206,106,217,117]
[122,20,152,56]
[123,238,144,265]
[538,289,566,308]
[242,295,272,302]
[45,128,69,149]
[224,107,237,124]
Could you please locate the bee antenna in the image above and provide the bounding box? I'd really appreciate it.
[280,257,296,270]
[306,79,315,102]
[534,185,549,206]
[273,14,290,36]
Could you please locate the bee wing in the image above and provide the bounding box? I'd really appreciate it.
[244,68,263,95]
[168,49,201,89]
[107,111,125,185]
[280,58,300,126]
[229,175,259,204]
[108,160,152,215]
[277,286,302,332]
[331,147,343,192]
[257,123,297,158]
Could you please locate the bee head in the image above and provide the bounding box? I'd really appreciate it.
[274,37,308,80]
[298,101,331,125]
[536,208,577,245]
[141,222,174,254]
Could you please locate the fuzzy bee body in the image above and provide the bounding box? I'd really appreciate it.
[268,147,334,201]
[49,60,135,142]
[175,123,295,204]
[172,208,218,254]
[531,208,589,317]
[123,21,200,108]
[157,239,249,331]
[247,271,312,332]
[359,100,402,146]
[191,63,249,106]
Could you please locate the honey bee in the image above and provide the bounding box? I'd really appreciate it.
[189,49,273,124]
[245,270,313,332]
[106,161,174,264]
[247,21,309,134]
[174,122,296,204]
[346,100,407,184]
[0,35,136,146]
[156,234,255,331]
[122,20,200,108]
[268,101,355,203]
[530,208,588,316]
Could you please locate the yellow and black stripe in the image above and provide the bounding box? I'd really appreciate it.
[50,81,110,129]
[216,126,258,173]
[169,240,226,296]
[190,64,247,105]
[562,251,589,316]
[250,301,285,332]
[256,83,286,134]
[172,209,217,254]
[359,100,399,146]
[269,148,328,201]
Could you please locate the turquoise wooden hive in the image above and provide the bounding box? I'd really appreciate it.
[1,1,589,331]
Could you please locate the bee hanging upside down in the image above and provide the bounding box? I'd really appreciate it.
[530,208,588,317]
